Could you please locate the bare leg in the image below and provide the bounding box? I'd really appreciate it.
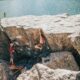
[10,57,14,65]
[10,54,14,65]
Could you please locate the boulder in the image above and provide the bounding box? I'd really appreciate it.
[42,51,79,71]
[68,32,80,55]
[0,60,13,80]
[5,27,43,46]
[5,27,74,52]
[5,26,29,45]
[45,33,73,51]
[17,63,80,80]
[0,29,10,61]
[5,27,75,52]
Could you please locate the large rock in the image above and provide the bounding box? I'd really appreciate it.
[0,60,13,80]
[5,27,43,46]
[4,27,75,52]
[1,14,80,53]
[42,51,79,71]
[68,32,80,54]
[5,26,30,45]
[17,63,80,80]
[1,13,80,52]
[0,29,10,61]
[45,33,73,51]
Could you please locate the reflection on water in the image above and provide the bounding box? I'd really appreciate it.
[0,0,80,17]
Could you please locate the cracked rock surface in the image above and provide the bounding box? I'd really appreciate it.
[17,64,80,80]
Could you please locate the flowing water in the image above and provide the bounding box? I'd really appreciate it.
[0,0,80,17]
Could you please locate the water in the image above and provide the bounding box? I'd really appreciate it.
[0,0,80,17]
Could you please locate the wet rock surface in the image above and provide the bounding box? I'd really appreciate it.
[17,64,80,80]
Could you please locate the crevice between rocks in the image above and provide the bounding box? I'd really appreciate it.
[70,48,80,70]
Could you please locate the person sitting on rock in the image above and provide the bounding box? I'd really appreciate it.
[9,42,23,70]
[9,42,18,70]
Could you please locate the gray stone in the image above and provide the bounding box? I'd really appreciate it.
[45,51,79,71]
[0,60,13,80]
[17,64,80,80]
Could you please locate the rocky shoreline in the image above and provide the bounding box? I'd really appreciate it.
[0,13,80,80]
[1,13,80,57]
